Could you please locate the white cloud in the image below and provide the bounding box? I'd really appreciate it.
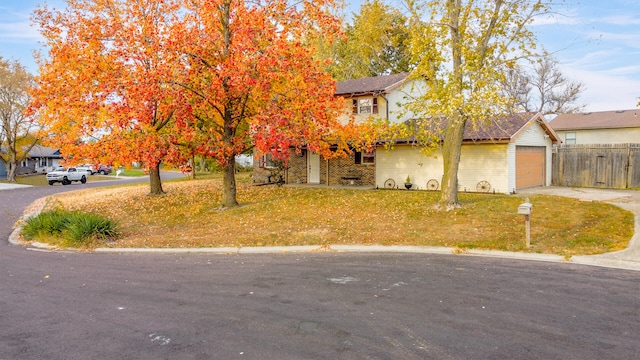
[531,12,582,27]
[599,15,640,26]
[559,65,640,112]
[0,21,41,42]
[583,30,640,49]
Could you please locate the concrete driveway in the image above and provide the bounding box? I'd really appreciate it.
[517,186,640,270]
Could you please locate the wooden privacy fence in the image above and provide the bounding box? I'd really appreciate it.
[552,144,640,189]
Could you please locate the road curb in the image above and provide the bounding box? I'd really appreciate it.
[9,192,640,272]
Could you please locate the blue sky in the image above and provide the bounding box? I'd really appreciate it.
[1,0,638,112]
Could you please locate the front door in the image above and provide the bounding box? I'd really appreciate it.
[307,152,320,184]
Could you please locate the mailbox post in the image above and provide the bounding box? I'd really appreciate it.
[518,198,533,247]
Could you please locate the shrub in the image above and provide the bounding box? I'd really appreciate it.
[22,210,70,239]
[21,210,119,247]
[66,212,119,242]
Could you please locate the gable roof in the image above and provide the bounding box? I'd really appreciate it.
[466,112,559,143]
[28,145,61,158]
[550,109,640,131]
[400,112,559,144]
[335,73,410,97]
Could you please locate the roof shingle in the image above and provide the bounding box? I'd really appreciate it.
[550,109,640,130]
[403,112,559,143]
[335,73,410,96]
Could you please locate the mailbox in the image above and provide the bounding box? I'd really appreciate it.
[518,202,532,215]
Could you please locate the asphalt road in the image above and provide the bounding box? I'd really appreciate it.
[1,177,640,359]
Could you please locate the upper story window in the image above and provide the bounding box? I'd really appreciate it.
[352,97,379,115]
[565,132,576,144]
[359,99,372,114]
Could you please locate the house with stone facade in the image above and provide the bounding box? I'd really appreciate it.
[254,72,427,186]
[254,74,559,193]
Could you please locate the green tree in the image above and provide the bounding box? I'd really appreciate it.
[405,0,552,209]
[0,57,37,182]
[322,0,412,80]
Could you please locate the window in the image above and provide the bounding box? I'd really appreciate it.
[259,153,277,168]
[351,97,380,115]
[565,132,576,144]
[355,151,375,165]
[358,99,372,114]
[351,97,379,115]
[362,151,375,164]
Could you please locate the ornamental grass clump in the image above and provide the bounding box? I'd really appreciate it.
[22,210,119,248]
[21,209,70,238]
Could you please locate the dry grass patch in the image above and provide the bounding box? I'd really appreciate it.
[43,178,634,255]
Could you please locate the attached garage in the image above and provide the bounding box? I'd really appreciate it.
[516,146,546,189]
[375,113,560,194]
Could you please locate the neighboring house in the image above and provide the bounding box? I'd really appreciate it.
[0,145,63,178]
[254,74,559,193]
[377,112,560,194]
[550,109,640,144]
[30,145,63,174]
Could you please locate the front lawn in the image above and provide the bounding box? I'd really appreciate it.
[38,176,635,256]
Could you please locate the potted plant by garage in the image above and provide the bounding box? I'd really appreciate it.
[405,175,412,189]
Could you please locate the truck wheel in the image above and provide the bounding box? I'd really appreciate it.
[48,180,55,186]
[81,175,87,184]
[62,177,70,185]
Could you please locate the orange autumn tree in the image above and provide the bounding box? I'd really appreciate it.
[31,0,186,195]
[173,0,360,208]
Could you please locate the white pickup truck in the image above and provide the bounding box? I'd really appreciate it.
[46,167,88,186]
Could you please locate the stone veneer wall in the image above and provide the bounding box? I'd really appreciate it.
[253,150,375,186]
[286,150,307,184]
[322,153,375,186]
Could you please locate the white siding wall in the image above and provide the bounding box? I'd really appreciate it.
[507,143,517,193]
[376,143,511,193]
[386,80,428,124]
[337,96,387,124]
[376,146,442,189]
[458,144,509,194]
[555,128,640,145]
[509,122,554,190]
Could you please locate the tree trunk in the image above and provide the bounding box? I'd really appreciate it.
[148,162,164,195]
[439,116,466,209]
[190,156,196,180]
[438,0,464,210]
[221,156,238,208]
[6,161,17,183]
